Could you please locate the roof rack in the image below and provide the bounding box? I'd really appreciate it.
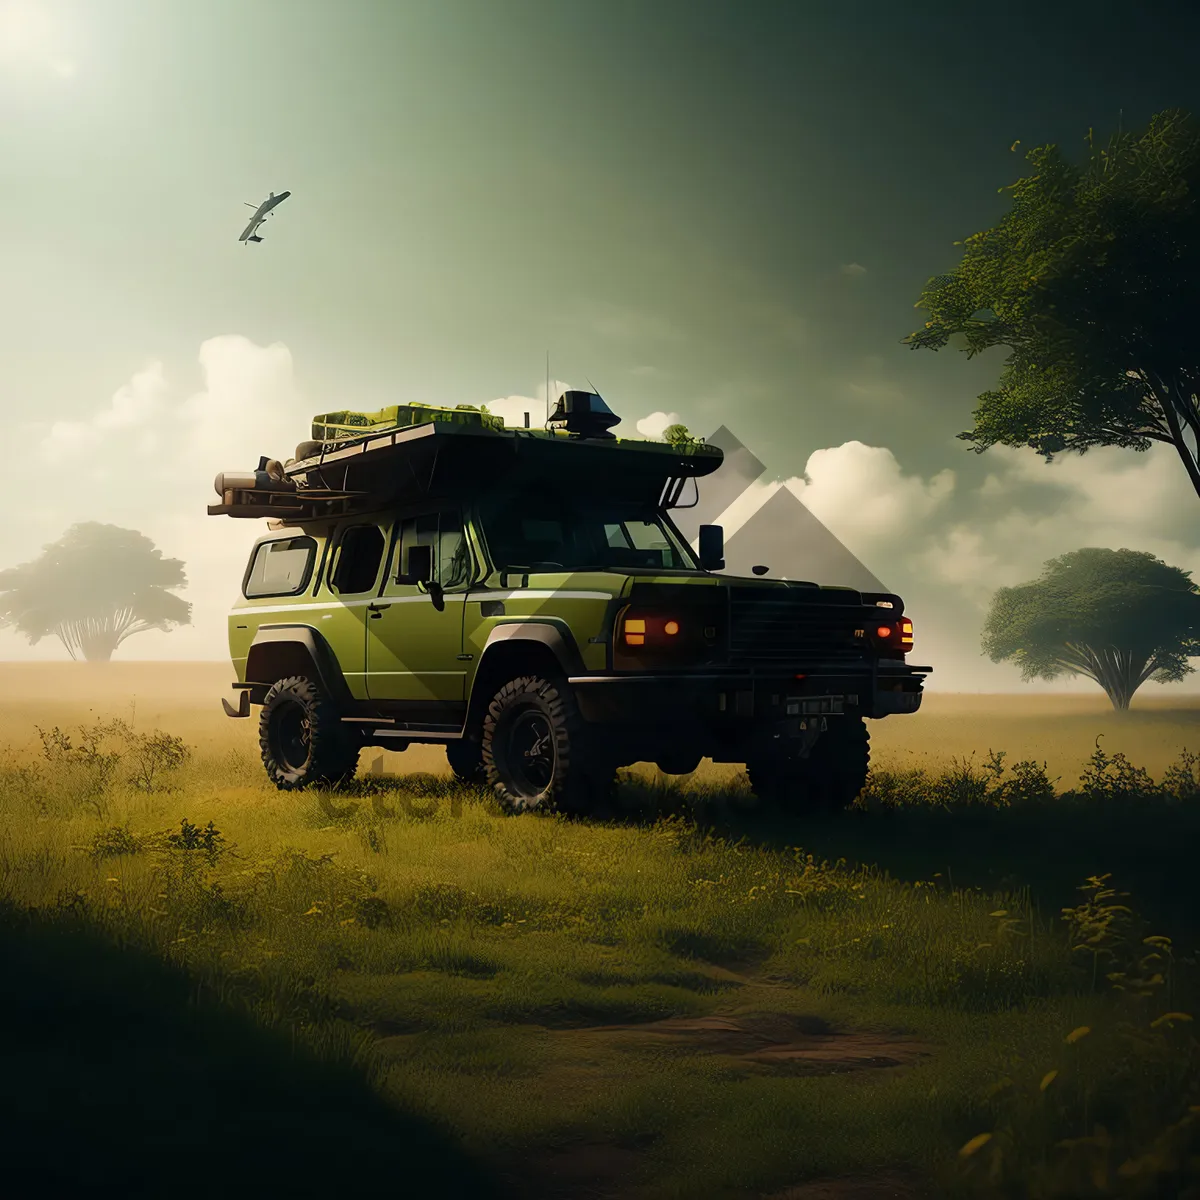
[208,404,724,523]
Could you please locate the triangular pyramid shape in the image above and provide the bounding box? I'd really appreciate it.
[722,486,889,593]
[670,425,766,544]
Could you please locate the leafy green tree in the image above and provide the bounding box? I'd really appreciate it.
[663,423,704,449]
[0,523,191,662]
[905,108,1200,501]
[981,548,1200,711]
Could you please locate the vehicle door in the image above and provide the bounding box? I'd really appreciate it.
[310,518,390,699]
[365,507,470,714]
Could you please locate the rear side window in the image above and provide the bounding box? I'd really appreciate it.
[330,524,386,594]
[244,536,317,598]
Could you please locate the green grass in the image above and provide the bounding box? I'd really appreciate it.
[1,719,1198,1198]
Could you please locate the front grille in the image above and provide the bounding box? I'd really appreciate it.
[728,588,863,665]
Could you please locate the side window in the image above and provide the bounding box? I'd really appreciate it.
[395,514,439,582]
[330,524,386,595]
[439,510,471,588]
[392,510,473,587]
[244,536,317,598]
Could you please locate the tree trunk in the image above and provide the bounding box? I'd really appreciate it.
[56,620,121,662]
[1149,369,1200,504]
[1083,646,1149,713]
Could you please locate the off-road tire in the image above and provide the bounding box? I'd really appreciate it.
[259,675,360,791]
[446,736,487,785]
[481,674,614,815]
[747,716,870,814]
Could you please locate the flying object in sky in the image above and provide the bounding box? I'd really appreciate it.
[238,190,290,244]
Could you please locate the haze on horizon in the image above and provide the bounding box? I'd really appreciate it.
[2,0,1198,694]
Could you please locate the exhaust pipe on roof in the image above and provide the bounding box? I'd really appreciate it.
[213,461,297,496]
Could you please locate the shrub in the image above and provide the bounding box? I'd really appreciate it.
[87,826,142,861]
[1075,736,1160,802]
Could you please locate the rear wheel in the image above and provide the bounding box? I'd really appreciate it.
[747,716,870,814]
[259,675,360,791]
[481,674,614,815]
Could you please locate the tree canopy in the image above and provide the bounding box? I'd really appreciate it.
[662,423,704,449]
[0,523,191,662]
[981,547,1200,710]
[905,108,1200,501]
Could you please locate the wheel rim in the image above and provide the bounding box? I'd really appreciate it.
[500,709,556,796]
[272,700,311,772]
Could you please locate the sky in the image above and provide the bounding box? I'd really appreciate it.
[1,0,1198,693]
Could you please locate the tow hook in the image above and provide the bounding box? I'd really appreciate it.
[222,692,251,719]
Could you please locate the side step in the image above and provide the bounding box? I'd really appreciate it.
[223,689,462,740]
[341,717,463,741]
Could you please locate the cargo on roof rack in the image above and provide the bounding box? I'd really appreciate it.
[309,403,505,443]
[208,398,723,523]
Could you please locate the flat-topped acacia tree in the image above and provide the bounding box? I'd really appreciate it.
[906,108,1200,502]
[0,523,191,662]
[982,547,1200,711]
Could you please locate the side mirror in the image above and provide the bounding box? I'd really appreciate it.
[417,577,446,611]
[698,524,725,572]
[404,543,434,583]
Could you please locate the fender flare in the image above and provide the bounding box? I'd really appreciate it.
[465,620,587,726]
[244,624,354,706]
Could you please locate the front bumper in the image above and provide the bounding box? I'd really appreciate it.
[566,662,929,724]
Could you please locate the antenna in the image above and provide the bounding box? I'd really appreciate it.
[546,351,550,424]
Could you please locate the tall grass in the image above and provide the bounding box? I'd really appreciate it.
[0,718,1197,1198]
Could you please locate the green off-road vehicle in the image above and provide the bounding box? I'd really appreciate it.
[209,393,930,814]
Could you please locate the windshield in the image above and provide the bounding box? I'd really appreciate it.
[478,494,698,573]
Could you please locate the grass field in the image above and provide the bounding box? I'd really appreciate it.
[1,663,1198,1198]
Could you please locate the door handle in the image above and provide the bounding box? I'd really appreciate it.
[367,602,390,618]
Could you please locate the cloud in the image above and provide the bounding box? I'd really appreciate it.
[710,441,955,549]
[485,378,573,428]
[840,262,867,277]
[797,442,956,549]
[3,337,308,660]
[916,441,1200,607]
[635,411,682,440]
[41,363,170,465]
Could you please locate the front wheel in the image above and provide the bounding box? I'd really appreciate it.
[481,674,614,814]
[747,716,870,814]
[259,675,360,791]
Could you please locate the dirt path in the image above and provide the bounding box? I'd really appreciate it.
[566,1010,932,1075]
[479,1007,934,1199]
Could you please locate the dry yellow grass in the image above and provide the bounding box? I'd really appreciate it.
[0,662,1195,787]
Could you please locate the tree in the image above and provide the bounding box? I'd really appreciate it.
[981,548,1200,711]
[0,523,191,662]
[904,108,1200,502]
[663,423,704,449]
